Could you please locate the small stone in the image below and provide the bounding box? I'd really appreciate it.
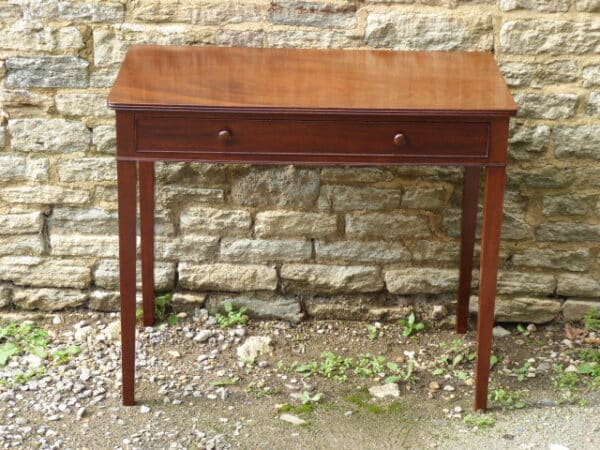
[140,405,150,414]
[15,417,27,426]
[368,383,400,399]
[194,330,212,343]
[233,327,246,337]
[237,336,272,361]
[102,321,121,341]
[74,326,92,341]
[52,316,62,325]
[493,326,511,338]
[76,407,86,421]
[344,410,353,417]
[443,385,455,392]
[80,369,91,382]
[540,399,557,407]
[431,305,448,320]
[564,364,578,373]
[279,413,307,426]
[24,354,43,368]
[537,362,551,372]
[216,388,228,401]
[429,382,440,391]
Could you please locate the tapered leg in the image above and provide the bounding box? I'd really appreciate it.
[474,166,506,411]
[140,161,155,327]
[456,166,481,334]
[118,160,138,406]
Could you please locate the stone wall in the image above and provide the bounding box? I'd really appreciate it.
[0,0,599,324]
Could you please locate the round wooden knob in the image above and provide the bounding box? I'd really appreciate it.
[393,133,406,147]
[218,129,232,143]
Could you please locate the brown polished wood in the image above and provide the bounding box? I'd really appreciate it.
[109,46,516,116]
[117,160,137,406]
[134,114,491,162]
[475,165,507,410]
[393,133,407,147]
[456,167,481,334]
[139,161,155,327]
[109,45,516,411]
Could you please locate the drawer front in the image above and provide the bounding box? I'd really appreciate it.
[135,117,489,159]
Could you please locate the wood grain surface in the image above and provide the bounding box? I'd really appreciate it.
[108,45,517,116]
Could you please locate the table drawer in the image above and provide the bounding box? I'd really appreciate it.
[135,117,489,159]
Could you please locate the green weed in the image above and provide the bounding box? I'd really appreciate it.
[516,361,534,382]
[367,325,379,341]
[293,352,415,384]
[210,377,240,387]
[216,302,249,328]
[578,348,600,363]
[136,293,179,326]
[52,345,82,365]
[464,414,495,429]
[12,366,47,385]
[344,393,384,414]
[584,308,600,331]
[489,388,525,410]
[572,349,600,384]
[0,322,50,366]
[344,392,403,415]
[554,365,581,390]
[384,360,414,384]
[279,402,315,415]
[0,322,83,386]
[354,354,386,379]
[245,384,279,398]
[300,391,323,405]
[438,339,476,372]
[320,352,354,382]
[294,361,319,376]
[399,312,425,337]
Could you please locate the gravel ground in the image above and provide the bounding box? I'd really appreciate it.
[0,309,598,450]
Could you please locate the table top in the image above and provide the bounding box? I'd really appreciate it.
[108,45,517,117]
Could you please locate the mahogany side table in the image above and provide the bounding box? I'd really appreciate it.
[108,45,517,410]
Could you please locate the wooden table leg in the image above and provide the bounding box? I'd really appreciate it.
[474,166,506,411]
[118,160,138,406]
[140,161,155,327]
[456,166,481,334]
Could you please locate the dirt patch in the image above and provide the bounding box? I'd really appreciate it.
[0,310,598,449]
